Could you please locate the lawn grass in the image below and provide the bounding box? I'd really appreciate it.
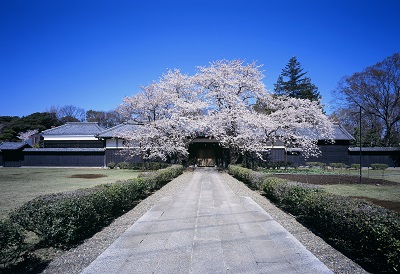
[0,167,139,219]
[270,167,400,212]
[346,168,400,183]
[322,184,400,202]
[265,167,400,183]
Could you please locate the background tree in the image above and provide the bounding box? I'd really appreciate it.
[334,52,400,147]
[0,112,60,141]
[274,56,321,102]
[330,108,383,147]
[18,129,39,141]
[47,105,86,123]
[86,110,123,128]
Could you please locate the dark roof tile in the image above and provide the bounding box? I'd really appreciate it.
[349,147,400,152]
[24,148,105,152]
[0,142,31,150]
[42,122,105,136]
[97,123,139,138]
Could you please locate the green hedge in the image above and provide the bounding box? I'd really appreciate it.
[8,165,183,248]
[115,161,171,170]
[306,161,326,168]
[370,163,389,170]
[329,163,347,169]
[228,165,400,273]
[0,219,28,269]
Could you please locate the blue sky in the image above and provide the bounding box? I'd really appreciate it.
[1,0,399,117]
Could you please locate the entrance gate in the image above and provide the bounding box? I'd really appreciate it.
[196,148,216,167]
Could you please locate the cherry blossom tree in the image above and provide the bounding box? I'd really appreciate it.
[117,59,334,163]
[17,129,39,141]
[118,69,206,161]
[262,95,333,158]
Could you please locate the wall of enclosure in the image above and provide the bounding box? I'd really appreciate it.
[23,149,105,167]
[349,150,400,167]
[0,150,25,167]
[1,145,398,167]
[105,149,141,165]
[287,143,351,167]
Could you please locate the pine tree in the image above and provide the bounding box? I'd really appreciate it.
[274,56,321,102]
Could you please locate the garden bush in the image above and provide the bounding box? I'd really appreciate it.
[260,177,289,194]
[306,161,326,168]
[329,162,347,169]
[228,165,288,190]
[10,165,183,247]
[107,162,117,169]
[370,163,389,170]
[229,165,400,273]
[116,161,133,169]
[228,165,265,188]
[351,164,360,169]
[0,219,29,269]
[264,161,290,169]
[115,161,170,170]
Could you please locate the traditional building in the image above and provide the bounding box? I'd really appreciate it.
[0,142,31,167]
[349,147,400,167]
[287,124,355,166]
[96,123,140,164]
[3,122,396,168]
[41,122,105,148]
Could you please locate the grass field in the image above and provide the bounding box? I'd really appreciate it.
[322,184,400,202]
[273,167,400,212]
[346,168,400,183]
[0,167,140,219]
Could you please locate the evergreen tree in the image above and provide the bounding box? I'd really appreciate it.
[0,112,60,141]
[274,56,321,102]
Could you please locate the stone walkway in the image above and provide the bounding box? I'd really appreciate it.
[80,168,332,274]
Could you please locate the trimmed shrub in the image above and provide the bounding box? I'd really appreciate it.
[116,162,170,170]
[261,177,289,194]
[264,161,290,170]
[0,219,28,269]
[138,164,184,190]
[351,164,360,169]
[116,162,133,169]
[228,165,288,190]
[139,162,170,170]
[370,163,389,170]
[10,165,183,247]
[107,162,116,169]
[330,163,347,169]
[306,162,326,168]
[228,165,262,188]
[230,165,400,273]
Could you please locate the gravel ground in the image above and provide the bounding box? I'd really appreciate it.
[42,170,368,274]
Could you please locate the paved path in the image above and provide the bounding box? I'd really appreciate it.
[81,169,332,274]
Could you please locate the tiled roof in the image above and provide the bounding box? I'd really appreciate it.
[349,147,400,152]
[97,123,139,138]
[331,124,355,140]
[96,123,354,141]
[42,122,105,136]
[279,124,354,141]
[0,142,31,150]
[24,148,105,152]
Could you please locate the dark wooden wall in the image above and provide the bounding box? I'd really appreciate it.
[0,150,25,167]
[349,151,400,167]
[23,151,105,167]
[287,144,351,167]
[105,149,141,165]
